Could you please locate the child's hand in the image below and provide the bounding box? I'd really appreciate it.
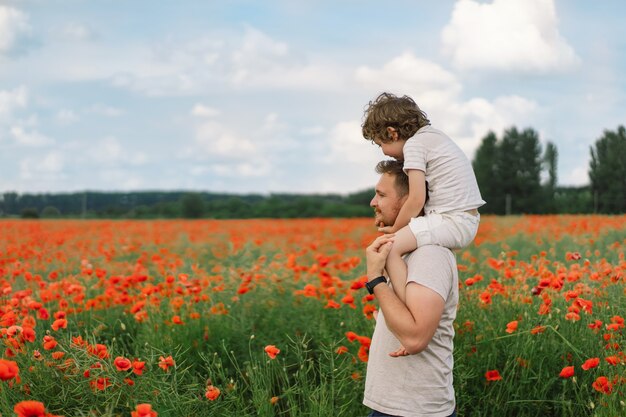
[389,345,410,357]
[378,225,396,234]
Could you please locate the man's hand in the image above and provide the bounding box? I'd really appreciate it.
[365,234,394,280]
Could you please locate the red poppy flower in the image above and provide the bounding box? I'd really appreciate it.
[131,404,157,417]
[42,336,57,351]
[335,346,349,355]
[21,327,36,343]
[158,355,175,371]
[205,385,221,401]
[114,356,132,372]
[530,325,546,335]
[559,366,574,378]
[264,345,280,359]
[479,291,492,305]
[505,321,518,334]
[51,318,67,331]
[592,376,613,394]
[357,345,369,362]
[14,400,46,417]
[132,360,146,375]
[485,370,502,381]
[605,356,620,365]
[0,359,19,380]
[90,377,111,391]
[581,357,600,370]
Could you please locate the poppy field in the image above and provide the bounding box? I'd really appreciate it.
[0,216,625,417]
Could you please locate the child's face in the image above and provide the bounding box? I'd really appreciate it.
[374,137,405,161]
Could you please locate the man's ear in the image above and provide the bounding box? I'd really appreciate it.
[386,127,398,141]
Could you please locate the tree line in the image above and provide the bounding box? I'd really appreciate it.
[472,125,625,214]
[1,125,624,219]
[0,189,374,219]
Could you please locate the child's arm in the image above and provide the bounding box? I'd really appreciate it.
[378,169,426,233]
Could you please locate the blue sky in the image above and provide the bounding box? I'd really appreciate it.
[1,0,625,195]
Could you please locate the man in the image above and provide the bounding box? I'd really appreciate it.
[363,160,458,417]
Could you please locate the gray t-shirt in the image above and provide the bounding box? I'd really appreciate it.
[363,245,458,417]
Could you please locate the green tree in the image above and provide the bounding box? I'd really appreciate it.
[20,207,39,219]
[180,193,205,218]
[2,192,18,215]
[472,131,499,213]
[472,127,545,214]
[589,125,626,213]
[41,206,61,218]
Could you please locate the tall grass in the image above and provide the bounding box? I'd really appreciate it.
[0,216,624,416]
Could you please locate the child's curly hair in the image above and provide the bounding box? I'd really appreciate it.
[362,92,430,143]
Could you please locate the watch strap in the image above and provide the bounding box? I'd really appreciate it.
[366,276,387,294]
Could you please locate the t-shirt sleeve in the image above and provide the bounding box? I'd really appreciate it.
[402,137,426,173]
[404,246,454,302]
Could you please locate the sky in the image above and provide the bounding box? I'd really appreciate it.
[0,0,625,195]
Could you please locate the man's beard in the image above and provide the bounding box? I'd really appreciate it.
[373,209,389,227]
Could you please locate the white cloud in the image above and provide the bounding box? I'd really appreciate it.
[0,86,28,117]
[10,126,53,147]
[19,151,65,180]
[211,161,271,177]
[223,27,345,91]
[231,27,288,84]
[563,166,588,186]
[56,109,78,125]
[355,52,538,156]
[0,6,31,54]
[89,137,147,166]
[59,23,95,41]
[89,104,123,117]
[300,126,325,136]
[441,0,580,72]
[305,120,382,193]
[97,169,144,190]
[356,52,461,98]
[191,104,220,118]
[193,120,258,158]
[106,27,345,95]
[326,121,379,165]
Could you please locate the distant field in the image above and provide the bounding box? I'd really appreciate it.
[0,216,625,416]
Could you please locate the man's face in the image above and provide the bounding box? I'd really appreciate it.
[370,173,407,227]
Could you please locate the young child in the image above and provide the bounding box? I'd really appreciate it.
[362,92,485,303]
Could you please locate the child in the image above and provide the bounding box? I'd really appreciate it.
[362,92,485,303]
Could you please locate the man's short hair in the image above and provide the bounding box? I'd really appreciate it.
[375,160,409,197]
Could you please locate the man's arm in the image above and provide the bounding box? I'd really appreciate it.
[366,235,445,355]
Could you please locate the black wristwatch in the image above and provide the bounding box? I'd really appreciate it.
[365,276,387,294]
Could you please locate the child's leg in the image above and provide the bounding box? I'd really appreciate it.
[386,225,417,304]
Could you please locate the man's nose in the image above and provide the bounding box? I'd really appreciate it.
[370,196,376,207]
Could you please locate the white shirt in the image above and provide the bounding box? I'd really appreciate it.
[403,125,485,214]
